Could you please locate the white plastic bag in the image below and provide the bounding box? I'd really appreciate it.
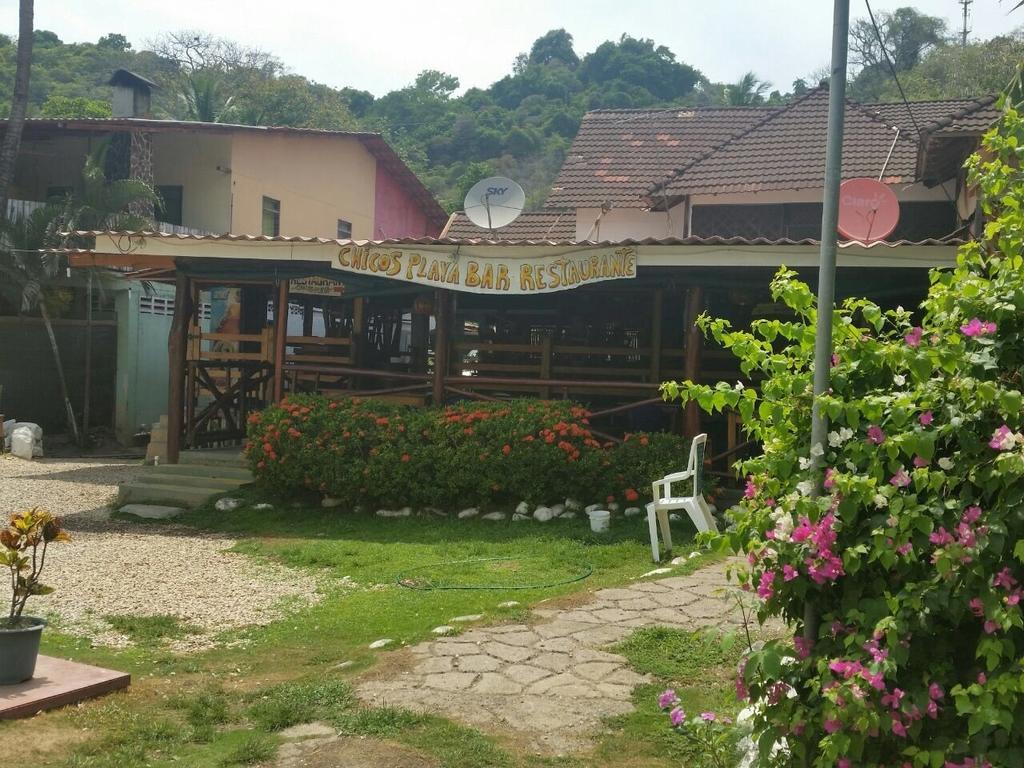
[2,419,14,451]
[10,422,43,459]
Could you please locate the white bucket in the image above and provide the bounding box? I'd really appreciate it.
[587,509,611,533]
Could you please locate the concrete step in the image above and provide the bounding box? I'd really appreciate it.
[146,472,248,492]
[148,463,253,482]
[178,449,246,468]
[118,481,228,508]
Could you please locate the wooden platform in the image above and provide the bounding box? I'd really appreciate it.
[0,656,130,719]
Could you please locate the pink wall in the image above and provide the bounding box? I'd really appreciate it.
[373,164,434,239]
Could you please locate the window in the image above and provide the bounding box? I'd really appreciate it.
[156,185,183,226]
[262,196,281,236]
[337,219,352,239]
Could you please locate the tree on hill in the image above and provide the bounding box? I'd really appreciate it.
[848,6,948,100]
[528,29,579,68]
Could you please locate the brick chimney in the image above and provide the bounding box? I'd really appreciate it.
[107,69,159,222]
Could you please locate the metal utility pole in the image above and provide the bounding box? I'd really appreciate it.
[960,0,972,48]
[809,0,850,472]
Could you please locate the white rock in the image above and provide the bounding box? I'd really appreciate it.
[533,506,554,522]
[321,497,343,508]
[497,601,520,608]
[119,504,184,520]
[669,513,682,522]
[458,507,480,519]
[423,507,446,517]
[512,513,531,522]
[560,511,577,519]
[481,512,506,521]
[608,502,621,513]
[215,497,242,512]
[376,508,411,518]
[550,503,566,517]
[624,506,643,517]
[333,660,355,670]
[515,501,531,515]
[432,625,456,635]
[670,556,688,566]
[565,498,583,512]
[641,567,673,578]
[368,638,393,649]
[253,503,274,510]
[451,614,483,623]
[688,551,701,559]
[584,503,602,513]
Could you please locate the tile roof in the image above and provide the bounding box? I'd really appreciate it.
[545,106,776,208]
[864,95,1000,135]
[442,210,576,240]
[655,87,920,197]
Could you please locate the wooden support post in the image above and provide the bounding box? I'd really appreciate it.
[166,269,193,464]
[349,297,365,390]
[649,287,663,384]
[302,297,314,337]
[432,289,450,406]
[273,281,289,403]
[539,335,553,399]
[682,285,705,438]
[410,300,429,373]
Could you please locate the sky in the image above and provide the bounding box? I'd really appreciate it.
[1,0,1020,96]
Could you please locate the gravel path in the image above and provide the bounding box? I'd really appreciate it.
[0,455,318,651]
[358,560,748,755]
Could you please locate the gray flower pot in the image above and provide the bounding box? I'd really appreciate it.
[0,616,46,685]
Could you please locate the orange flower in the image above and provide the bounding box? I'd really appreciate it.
[625,488,640,502]
[640,436,649,446]
[401,453,411,463]
[502,444,512,455]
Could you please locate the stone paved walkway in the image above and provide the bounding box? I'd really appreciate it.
[357,560,745,754]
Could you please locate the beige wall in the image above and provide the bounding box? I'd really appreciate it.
[575,205,687,241]
[229,133,377,238]
[151,132,233,233]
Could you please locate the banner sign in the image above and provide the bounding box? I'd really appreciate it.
[289,276,345,296]
[332,245,637,294]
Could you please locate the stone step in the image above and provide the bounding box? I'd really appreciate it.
[178,449,246,468]
[117,481,228,508]
[148,463,253,482]
[145,472,248,492]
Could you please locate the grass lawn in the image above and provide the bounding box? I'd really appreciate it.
[0,485,744,768]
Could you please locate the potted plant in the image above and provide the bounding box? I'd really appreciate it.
[1,508,69,685]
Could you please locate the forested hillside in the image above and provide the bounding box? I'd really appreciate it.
[1,8,1021,211]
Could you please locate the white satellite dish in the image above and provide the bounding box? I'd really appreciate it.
[464,176,525,230]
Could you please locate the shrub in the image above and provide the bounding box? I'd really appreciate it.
[2,508,69,627]
[662,106,1024,766]
[245,397,696,512]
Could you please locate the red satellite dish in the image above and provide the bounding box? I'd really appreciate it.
[837,178,900,242]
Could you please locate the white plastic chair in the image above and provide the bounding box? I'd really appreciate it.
[646,433,717,562]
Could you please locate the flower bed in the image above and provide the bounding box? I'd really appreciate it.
[245,396,694,514]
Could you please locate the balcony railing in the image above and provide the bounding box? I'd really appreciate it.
[6,199,210,236]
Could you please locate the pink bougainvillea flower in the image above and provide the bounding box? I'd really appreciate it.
[823,718,842,733]
[838,759,852,768]
[929,682,944,700]
[794,635,812,659]
[962,506,982,524]
[960,317,997,337]
[904,326,923,347]
[929,527,954,546]
[670,706,686,726]
[919,410,934,426]
[792,517,813,543]
[895,541,913,556]
[882,688,905,710]
[757,570,776,600]
[977,672,987,684]
[988,424,1018,451]
[968,597,985,617]
[743,477,758,499]
[913,455,929,468]
[983,619,998,634]
[823,467,837,489]
[782,564,798,582]
[831,353,840,367]
[890,469,911,487]
[993,567,1018,590]
[891,715,908,737]
[867,425,886,444]
[700,711,717,722]
[658,689,679,709]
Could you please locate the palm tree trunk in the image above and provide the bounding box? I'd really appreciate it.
[39,301,81,446]
[82,270,92,446]
[0,0,35,221]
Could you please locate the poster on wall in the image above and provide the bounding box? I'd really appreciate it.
[209,287,242,352]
